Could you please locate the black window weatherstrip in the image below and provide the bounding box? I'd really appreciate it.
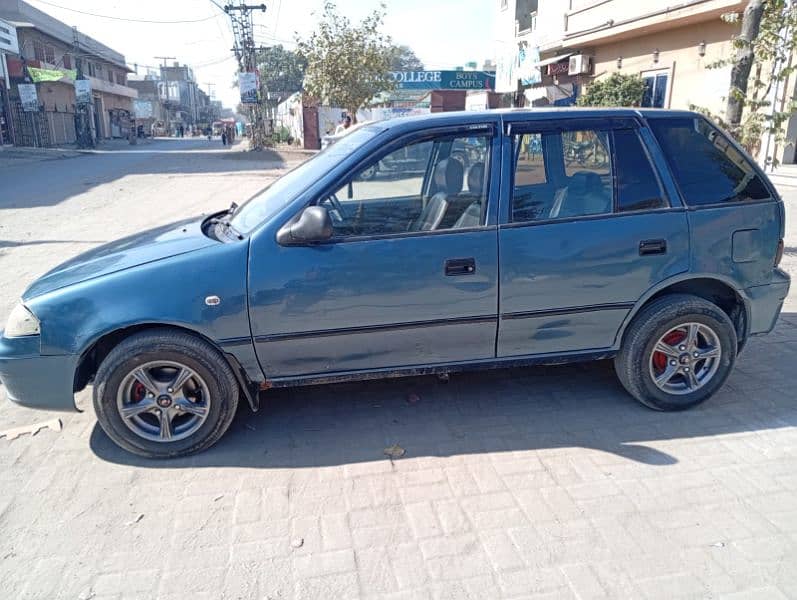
[255,315,497,343]
[506,117,641,136]
[501,302,634,320]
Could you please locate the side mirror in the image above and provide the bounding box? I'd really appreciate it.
[276,205,333,245]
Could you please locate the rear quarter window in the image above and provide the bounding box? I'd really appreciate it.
[649,117,770,206]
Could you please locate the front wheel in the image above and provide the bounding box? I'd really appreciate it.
[615,294,737,411]
[93,330,239,458]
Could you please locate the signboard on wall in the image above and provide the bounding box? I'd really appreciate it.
[18,83,39,112]
[239,72,258,104]
[75,79,92,104]
[390,71,495,91]
[134,99,153,119]
[0,18,19,55]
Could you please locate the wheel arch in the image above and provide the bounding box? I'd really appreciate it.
[74,322,260,411]
[615,274,750,352]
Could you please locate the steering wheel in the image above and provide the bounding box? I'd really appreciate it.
[321,194,345,223]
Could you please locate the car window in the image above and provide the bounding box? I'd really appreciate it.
[230,124,383,234]
[614,128,667,212]
[320,133,491,237]
[515,133,547,185]
[511,128,613,222]
[649,117,770,206]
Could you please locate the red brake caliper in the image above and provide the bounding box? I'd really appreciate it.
[653,330,687,372]
[132,381,146,402]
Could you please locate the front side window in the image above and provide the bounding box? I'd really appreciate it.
[319,133,491,238]
[650,117,770,206]
[512,128,613,222]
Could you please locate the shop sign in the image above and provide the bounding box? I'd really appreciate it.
[75,79,92,104]
[239,72,258,104]
[0,18,19,55]
[390,71,495,91]
[547,61,570,76]
[18,83,39,111]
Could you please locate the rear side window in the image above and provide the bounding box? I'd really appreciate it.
[614,129,667,212]
[649,117,770,206]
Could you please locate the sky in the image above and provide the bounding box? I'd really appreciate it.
[25,0,497,109]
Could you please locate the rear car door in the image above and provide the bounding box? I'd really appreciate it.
[248,124,501,378]
[497,116,690,357]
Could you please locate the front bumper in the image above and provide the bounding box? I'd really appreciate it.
[0,334,80,412]
[746,269,791,335]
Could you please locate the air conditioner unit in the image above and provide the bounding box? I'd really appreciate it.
[568,54,592,75]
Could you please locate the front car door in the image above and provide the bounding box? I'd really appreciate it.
[497,115,690,357]
[248,122,501,379]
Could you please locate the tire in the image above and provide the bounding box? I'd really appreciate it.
[615,294,737,411]
[93,329,239,458]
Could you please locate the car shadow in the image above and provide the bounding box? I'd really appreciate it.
[89,316,797,470]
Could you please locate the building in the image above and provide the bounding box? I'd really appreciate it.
[159,61,199,132]
[128,75,168,136]
[0,0,137,146]
[495,0,797,163]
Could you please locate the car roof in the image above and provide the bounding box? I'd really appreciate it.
[375,107,701,135]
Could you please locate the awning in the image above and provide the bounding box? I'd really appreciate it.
[530,52,574,69]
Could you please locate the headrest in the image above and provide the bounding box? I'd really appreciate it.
[434,158,464,195]
[467,163,485,194]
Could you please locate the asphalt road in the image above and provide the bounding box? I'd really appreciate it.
[0,141,796,599]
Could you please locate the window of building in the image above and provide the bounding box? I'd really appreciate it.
[641,72,669,108]
[500,0,508,9]
[62,54,71,69]
[512,128,613,222]
[87,62,96,77]
[108,69,114,83]
[613,129,667,212]
[33,39,45,62]
[319,133,491,237]
[116,72,126,85]
[649,117,770,206]
[516,0,539,32]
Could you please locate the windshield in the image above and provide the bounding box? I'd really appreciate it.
[230,124,384,234]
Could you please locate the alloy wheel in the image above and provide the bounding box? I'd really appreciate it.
[116,360,211,442]
[649,322,722,395]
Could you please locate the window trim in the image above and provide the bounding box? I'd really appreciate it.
[290,124,498,243]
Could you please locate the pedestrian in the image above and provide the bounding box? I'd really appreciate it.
[178,124,184,138]
[221,129,227,146]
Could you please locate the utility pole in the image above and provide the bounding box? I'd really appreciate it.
[223,2,268,150]
[72,26,94,148]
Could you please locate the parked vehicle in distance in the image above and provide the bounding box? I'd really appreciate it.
[0,108,789,458]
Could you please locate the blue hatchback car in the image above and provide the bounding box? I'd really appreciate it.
[0,108,789,457]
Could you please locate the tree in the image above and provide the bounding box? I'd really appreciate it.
[297,1,395,121]
[695,1,797,159]
[389,45,424,71]
[254,45,307,97]
[726,0,766,127]
[576,73,647,107]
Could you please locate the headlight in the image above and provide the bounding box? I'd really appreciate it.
[4,303,40,337]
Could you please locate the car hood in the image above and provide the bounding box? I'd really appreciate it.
[23,215,218,300]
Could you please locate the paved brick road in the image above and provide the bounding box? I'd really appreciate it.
[1,143,796,599]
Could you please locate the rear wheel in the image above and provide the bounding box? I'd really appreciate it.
[615,294,737,411]
[93,329,239,458]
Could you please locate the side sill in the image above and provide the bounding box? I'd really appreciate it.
[265,348,616,388]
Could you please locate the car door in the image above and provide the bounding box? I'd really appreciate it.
[248,125,500,379]
[497,117,690,357]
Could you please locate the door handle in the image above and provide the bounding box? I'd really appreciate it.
[445,257,476,276]
[639,239,667,256]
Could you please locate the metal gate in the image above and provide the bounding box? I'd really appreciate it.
[9,101,53,148]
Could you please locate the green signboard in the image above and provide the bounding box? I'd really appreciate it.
[390,70,495,91]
